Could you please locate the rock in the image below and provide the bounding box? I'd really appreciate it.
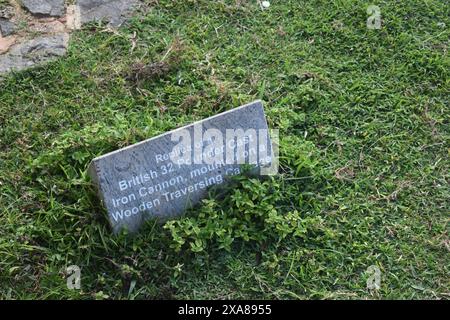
[77,0,139,27]
[29,19,66,33]
[0,35,16,54]
[0,18,15,36]
[0,33,69,74]
[21,0,65,17]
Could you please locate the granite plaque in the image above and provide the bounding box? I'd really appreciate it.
[89,100,274,233]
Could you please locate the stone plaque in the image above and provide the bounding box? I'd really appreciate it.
[89,100,274,233]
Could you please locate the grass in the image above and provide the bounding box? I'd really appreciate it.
[0,0,448,299]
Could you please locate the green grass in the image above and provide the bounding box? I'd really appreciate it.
[0,0,448,299]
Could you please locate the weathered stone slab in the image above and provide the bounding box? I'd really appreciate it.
[77,0,139,27]
[0,33,69,74]
[0,18,15,36]
[89,100,275,234]
[21,0,65,17]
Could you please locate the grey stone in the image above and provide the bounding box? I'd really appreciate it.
[21,0,65,17]
[77,0,139,27]
[0,33,69,74]
[89,101,274,234]
[0,18,15,36]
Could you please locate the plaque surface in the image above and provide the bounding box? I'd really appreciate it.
[89,100,273,233]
